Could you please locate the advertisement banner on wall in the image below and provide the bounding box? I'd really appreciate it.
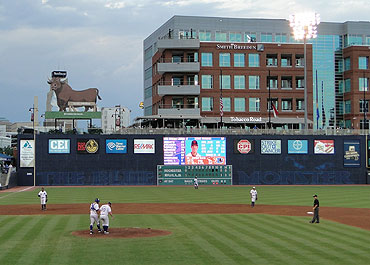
[314,140,334,154]
[20,140,35,167]
[48,139,70,154]
[106,139,127,154]
[134,139,155,154]
[77,139,99,154]
[234,139,254,154]
[261,140,281,154]
[288,140,308,154]
[343,140,360,167]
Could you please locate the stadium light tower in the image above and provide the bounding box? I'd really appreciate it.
[289,12,320,132]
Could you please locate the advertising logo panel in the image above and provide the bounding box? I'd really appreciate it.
[261,140,281,154]
[163,137,226,165]
[288,140,308,154]
[314,140,334,154]
[134,139,155,154]
[20,140,34,167]
[106,139,127,154]
[234,139,254,154]
[49,139,70,154]
[77,139,99,154]
[343,140,360,167]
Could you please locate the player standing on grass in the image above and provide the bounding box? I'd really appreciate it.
[100,202,114,234]
[250,186,258,208]
[38,187,48,210]
[194,176,199,189]
[89,198,102,235]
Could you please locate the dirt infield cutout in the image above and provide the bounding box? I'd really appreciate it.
[72,227,172,238]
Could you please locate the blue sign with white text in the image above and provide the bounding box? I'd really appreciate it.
[288,140,308,154]
[106,139,127,154]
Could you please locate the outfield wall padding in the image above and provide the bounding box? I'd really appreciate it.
[17,134,367,185]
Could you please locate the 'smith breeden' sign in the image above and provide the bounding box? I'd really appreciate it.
[134,139,155,154]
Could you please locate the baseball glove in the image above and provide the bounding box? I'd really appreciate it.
[46,199,48,202]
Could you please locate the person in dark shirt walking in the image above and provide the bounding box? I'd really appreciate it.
[310,194,320,223]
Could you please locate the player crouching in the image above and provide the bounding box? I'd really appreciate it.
[99,202,114,234]
[89,198,102,235]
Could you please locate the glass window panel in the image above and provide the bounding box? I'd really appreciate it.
[359,57,368,70]
[234,75,245,89]
[345,100,351,114]
[201,53,213,67]
[219,53,231,67]
[223,97,231,112]
[234,98,246,112]
[249,98,260,112]
[344,57,351,71]
[219,75,231,89]
[199,31,211,41]
[201,97,213,111]
[201,75,213,89]
[261,33,273,42]
[245,33,256,42]
[282,99,293,110]
[249,76,260,89]
[359,78,369,91]
[345,78,351,92]
[234,53,245,67]
[248,54,259,67]
[215,32,227,41]
[230,32,242,42]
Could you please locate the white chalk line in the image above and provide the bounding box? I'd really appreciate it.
[0,186,34,200]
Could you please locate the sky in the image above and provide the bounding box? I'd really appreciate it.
[1,0,369,124]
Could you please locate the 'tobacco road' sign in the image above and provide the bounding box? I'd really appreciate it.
[237,140,251,154]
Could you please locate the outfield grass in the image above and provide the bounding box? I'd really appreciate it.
[1,186,370,265]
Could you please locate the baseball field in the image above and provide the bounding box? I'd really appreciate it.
[0,185,370,265]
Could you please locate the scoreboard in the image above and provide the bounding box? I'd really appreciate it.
[157,165,232,186]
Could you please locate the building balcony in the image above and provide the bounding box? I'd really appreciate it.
[158,105,200,116]
[157,38,200,51]
[158,82,200,96]
[157,61,200,74]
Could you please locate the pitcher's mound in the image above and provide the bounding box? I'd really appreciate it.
[72,227,172,238]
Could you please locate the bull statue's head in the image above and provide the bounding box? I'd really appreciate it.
[47,77,67,91]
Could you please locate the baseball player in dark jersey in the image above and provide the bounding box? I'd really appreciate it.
[310,194,320,223]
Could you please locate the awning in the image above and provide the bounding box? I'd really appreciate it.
[0,153,12,161]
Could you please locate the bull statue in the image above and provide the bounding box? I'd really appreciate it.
[47,77,102,111]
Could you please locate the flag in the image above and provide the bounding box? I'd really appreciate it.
[271,102,279,118]
[316,106,320,122]
[322,105,326,126]
[220,96,224,117]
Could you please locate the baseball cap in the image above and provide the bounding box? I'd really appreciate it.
[191,140,198,146]
[95,198,100,203]
[313,194,318,197]
[253,186,256,189]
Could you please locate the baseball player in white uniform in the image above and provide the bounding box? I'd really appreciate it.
[89,198,102,235]
[250,186,258,208]
[38,187,48,210]
[194,176,199,189]
[99,202,114,234]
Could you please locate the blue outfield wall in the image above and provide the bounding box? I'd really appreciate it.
[17,134,367,185]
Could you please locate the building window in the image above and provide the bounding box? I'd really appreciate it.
[144,106,152,116]
[219,75,231,89]
[296,76,304,89]
[345,78,351,93]
[199,31,211,41]
[268,76,278,89]
[202,97,213,111]
[187,97,198,108]
[172,76,184,85]
[230,32,242,42]
[249,76,260,90]
[219,53,231,67]
[344,100,351,114]
[172,97,184,108]
[201,53,213,67]
[359,57,368,69]
[215,32,227,41]
[266,54,278,66]
[344,57,351,71]
[359,77,369,91]
[267,99,278,111]
[281,54,292,67]
[144,86,152,99]
[275,33,287,43]
[360,99,369,113]
[235,98,246,112]
[144,67,152,80]
[248,54,260,67]
[281,76,292,89]
[234,53,245,67]
[345,34,363,47]
[172,54,183,62]
[282,99,293,111]
[295,54,304,67]
[144,46,152,62]
[296,99,304,110]
[261,33,273,42]
[234,75,245,89]
[249,98,260,112]
[245,32,256,42]
[201,75,213,89]
[223,97,231,112]
[187,75,198,86]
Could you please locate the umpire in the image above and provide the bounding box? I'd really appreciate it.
[310,194,320,223]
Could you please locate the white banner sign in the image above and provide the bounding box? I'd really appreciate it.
[20,140,35,167]
[134,139,155,154]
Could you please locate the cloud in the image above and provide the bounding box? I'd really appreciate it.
[105,1,126,9]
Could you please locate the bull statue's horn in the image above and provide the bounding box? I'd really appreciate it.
[60,78,68,84]
[47,77,52,84]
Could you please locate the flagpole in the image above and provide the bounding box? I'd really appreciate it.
[322,81,325,129]
[268,70,271,129]
[316,70,319,130]
[220,69,223,128]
